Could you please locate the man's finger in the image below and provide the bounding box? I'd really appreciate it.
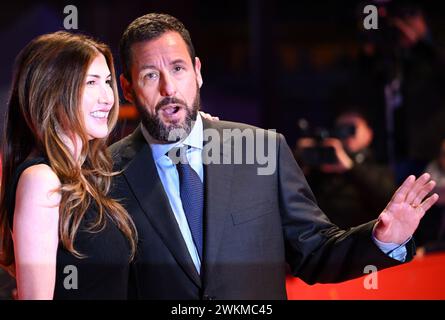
[406,173,431,204]
[391,175,416,204]
[411,180,436,206]
[419,193,440,217]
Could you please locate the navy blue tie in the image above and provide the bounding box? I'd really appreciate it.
[170,147,204,260]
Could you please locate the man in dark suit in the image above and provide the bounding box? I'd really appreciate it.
[110,13,438,299]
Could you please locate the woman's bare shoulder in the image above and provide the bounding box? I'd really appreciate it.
[16,164,61,208]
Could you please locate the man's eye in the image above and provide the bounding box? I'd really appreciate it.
[174,66,184,72]
[145,73,158,80]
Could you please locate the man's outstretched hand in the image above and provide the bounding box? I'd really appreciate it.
[374,173,439,244]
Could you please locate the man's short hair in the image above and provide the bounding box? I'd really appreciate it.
[119,13,196,81]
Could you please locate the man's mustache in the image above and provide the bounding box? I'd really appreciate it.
[155,97,187,112]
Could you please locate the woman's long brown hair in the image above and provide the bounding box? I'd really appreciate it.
[0,31,137,273]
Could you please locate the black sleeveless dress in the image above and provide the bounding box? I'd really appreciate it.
[7,158,131,299]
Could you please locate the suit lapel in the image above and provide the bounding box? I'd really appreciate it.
[201,119,234,282]
[122,127,202,288]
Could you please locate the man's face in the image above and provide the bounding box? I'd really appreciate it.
[121,31,203,142]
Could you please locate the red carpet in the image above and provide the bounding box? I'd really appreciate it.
[286,251,445,299]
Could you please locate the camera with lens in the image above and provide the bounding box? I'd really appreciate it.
[296,119,356,167]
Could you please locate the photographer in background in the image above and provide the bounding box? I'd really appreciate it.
[296,110,396,229]
[353,0,445,167]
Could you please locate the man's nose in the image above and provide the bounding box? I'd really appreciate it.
[159,74,177,97]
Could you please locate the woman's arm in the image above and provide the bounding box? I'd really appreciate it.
[12,164,61,300]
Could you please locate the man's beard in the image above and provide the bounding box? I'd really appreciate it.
[134,87,200,143]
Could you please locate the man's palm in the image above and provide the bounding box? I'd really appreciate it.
[374,174,439,244]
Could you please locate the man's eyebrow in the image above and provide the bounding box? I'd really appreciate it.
[139,59,188,70]
[139,65,156,71]
[170,59,187,65]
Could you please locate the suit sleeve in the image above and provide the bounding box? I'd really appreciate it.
[276,133,415,284]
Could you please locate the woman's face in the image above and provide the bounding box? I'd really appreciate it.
[81,53,114,140]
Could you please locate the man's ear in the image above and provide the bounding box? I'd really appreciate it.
[120,74,134,103]
[194,57,203,88]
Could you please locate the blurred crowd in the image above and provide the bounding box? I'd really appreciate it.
[295,1,445,252]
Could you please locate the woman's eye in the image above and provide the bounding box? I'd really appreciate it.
[106,79,112,86]
[86,80,95,85]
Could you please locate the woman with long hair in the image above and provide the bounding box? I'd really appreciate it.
[0,31,137,299]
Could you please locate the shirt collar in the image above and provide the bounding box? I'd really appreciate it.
[141,113,203,162]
